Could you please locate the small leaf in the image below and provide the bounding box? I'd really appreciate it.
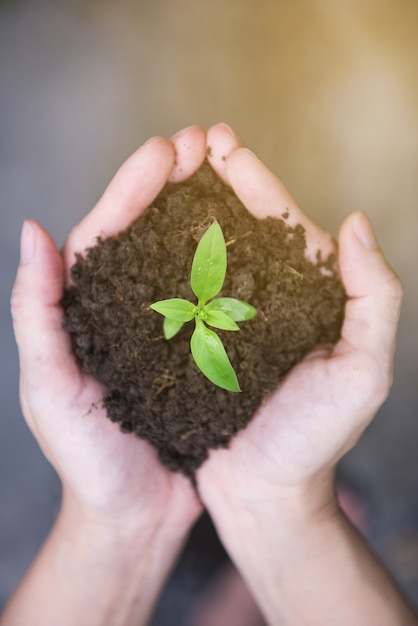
[163,318,185,340]
[150,298,195,322]
[190,321,240,392]
[205,309,240,331]
[207,297,257,322]
[191,222,227,304]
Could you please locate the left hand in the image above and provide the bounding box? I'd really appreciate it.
[11,126,206,531]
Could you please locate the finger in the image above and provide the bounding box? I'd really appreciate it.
[206,122,243,183]
[63,136,176,268]
[225,147,336,262]
[11,221,81,419]
[335,211,403,366]
[168,125,207,182]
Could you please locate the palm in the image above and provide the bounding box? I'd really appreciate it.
[29,360,190,517]
[250,350,368,484]
[198,342,372,498]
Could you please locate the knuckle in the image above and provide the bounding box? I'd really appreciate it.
[385,272,404,306]
[350,355,393,411]
[390,273,403,299]
[368,370,392,406]
[10,282,25,320]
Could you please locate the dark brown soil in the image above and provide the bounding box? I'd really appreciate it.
[62,162,346,479]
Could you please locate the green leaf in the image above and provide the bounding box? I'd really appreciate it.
[206,297,257,322]
[191,222,227,304]
[150,298,196,322]
[190,321,240,392]
[205,309,240,331]
[163,318,185,340]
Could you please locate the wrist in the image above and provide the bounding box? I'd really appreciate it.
[43,490,196,626]
[200,472,340,587]
[200,475,351,626]
[59,465,201,540]
[201,465,340,538]
[58,485,196,561]
[1,483,199,626]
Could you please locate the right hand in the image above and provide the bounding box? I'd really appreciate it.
[198,122,402,522]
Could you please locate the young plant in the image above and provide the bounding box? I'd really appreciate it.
[150,222,257,392]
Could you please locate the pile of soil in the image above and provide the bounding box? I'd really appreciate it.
[62,162,346,478]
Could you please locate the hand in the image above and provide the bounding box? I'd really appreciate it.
[6,126,210,626]
[11,127,206,530]
[195,124,410,626]
[197,122,402,519]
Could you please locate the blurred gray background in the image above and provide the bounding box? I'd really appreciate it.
[1,0,417,622]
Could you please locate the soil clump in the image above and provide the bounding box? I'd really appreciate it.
[63,162,346,478]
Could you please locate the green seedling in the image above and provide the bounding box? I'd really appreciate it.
[150,222,257,392]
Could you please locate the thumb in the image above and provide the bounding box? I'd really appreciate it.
[335,211,403,372]
[11,221,80,421]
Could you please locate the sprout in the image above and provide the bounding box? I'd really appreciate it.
[150,222,257,392]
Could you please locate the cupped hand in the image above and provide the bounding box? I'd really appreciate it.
[11,126,206,530]
[198,123,402,514]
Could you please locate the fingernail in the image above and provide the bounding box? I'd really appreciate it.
[143,135,159,146]
[20,220,36,264]
[241,147,260,161]
[353,212,378,250]
[218,122,236,137]
[170,125,194,142]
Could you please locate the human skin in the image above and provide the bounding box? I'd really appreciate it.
[5,122,417,626]
[5,126,206,626]
[197,123,417,626]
